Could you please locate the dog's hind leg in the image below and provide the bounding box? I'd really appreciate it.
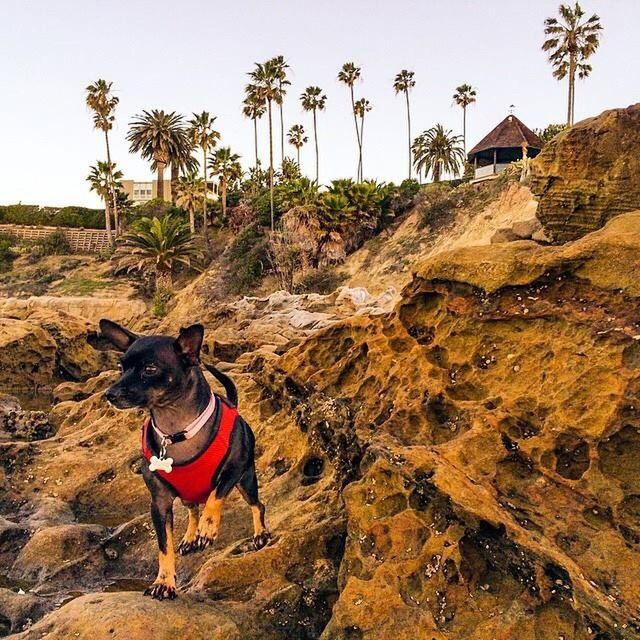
[144,494,176,600]
[177,502,200,556]
[237,464,270,550]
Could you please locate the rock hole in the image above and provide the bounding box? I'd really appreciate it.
[554,433,590,480]
[301,457,324,485]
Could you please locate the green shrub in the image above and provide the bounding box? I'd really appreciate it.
[152,289,172,317]
[224,222,269,293]
[295,267,346,294]
[418,183,458,229]
[40,229,72,255]
[0,232,16,271]
[0,204,105,229]
[125,198,186,226]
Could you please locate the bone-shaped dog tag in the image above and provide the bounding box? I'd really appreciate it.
[149,455,174,473]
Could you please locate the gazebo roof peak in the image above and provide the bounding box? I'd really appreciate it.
[468,114,543,159]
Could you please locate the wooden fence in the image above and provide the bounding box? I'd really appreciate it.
[0,224,110,253]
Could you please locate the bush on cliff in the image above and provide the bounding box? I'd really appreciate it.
[0,204,105,229]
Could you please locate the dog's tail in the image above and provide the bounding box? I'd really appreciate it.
[202,362,238,407]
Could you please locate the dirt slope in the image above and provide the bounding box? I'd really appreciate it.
[342,181,538,295]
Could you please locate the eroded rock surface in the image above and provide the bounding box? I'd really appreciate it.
[530,103,640,242]
[0,309,117,400]
[1,213,640,638]
[254,212,640,638]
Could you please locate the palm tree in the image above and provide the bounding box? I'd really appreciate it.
[270,55,290,164]
[338,62,362,180]
[411,133,426,184]
[393,70,416,179]
[300,86,327,182]
[248,60,282,230]
[353,99,371,181]
[86,79,119,238]
[412,125,465,182]
[127,110,189,201]
[542,2,602,125]
[242,92,266,168]
[169,140,198,206]
[452,84,477,154]
[208,147,242,220]
[287,125,307,169]
[175,173,204,234]
[87,161,123,239]
[115,216,201,292]
[187,112,220,245]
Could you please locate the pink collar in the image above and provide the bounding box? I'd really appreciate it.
[151,393,217,446]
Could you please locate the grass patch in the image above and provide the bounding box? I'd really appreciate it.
[54,277,118,296]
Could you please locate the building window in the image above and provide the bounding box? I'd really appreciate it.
[133,182,153,201]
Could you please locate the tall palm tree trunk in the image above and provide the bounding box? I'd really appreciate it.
[279,102,285,165]
[462,106,467,155]
[253,118,259,167]
[221,179,227,220]
[568,54,576,125]
[359,114,365,180]
[189,208,195,236]
[350,86,362,181]
[104,199,113,242]
[156,269,173,293]
[313,109,319,182]
[202,149,210,248]
[405,90,412,179]
[434,161,442,183]
[104,131,117,238]
[157,163,165,201]
[268,100,275,231]
[170,164,179,205]
[296,147,300,168]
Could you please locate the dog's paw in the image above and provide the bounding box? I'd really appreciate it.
[194,518,218,551]
[143,580,176,601]
[177,537,199,555]
[253,530,272,550]
[194,532,217,550]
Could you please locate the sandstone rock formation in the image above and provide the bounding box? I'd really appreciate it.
[0,309,117,401]
[0,296,147,326]
[2,212,640,638]
[530,103,640,242]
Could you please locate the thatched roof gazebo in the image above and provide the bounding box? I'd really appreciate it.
[467,114,543,182]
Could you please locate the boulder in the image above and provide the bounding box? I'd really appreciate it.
[0,310,116,399]
[0,319,56,397]
[530,103,640,242]
[511,217,542,239]
[489,227,519,244]
[10,592,240,640]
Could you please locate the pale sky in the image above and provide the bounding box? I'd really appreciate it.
[0,0,637,208]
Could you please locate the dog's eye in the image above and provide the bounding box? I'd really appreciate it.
[142,364,159,376]
[117,362,123,373]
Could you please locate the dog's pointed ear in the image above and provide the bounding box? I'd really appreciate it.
[99,319,139,352]
[175,324,204,366]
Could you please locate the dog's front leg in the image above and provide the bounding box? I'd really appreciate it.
[177,503,200,555]
[195,493,225,550]
[144,494,176,600]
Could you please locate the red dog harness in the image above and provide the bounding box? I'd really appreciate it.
[141,395,238,504]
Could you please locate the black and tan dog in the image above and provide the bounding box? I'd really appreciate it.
[100,319,270,600]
